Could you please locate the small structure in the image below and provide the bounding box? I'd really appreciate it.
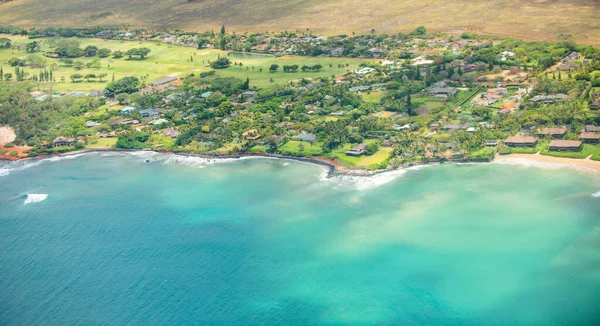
[242,129,261,140]
[53,137,75,147]
[484,140,499,147]
[120,106,136,114]
[150,76,177,87]
[346,143,367,156]
[381,139,392,147]
[85,121,101,128]
[149,118,169,125]
[140,109,160,118]
[583,125,600,133]
[430,87,458,97]
[164,128,180,138]
[548,140,582,152]
[504,136,537,148]
[579,132,600,144]
[293,131,316,143]
[537,127,567,138]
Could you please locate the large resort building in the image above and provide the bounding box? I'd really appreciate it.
[537,127,567,139]
[548,140,582,152]
[504,136,537,148]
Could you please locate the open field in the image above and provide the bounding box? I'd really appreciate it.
[0,1,599,45]
[0,36,366,92]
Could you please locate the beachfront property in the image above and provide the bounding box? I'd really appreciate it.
[293,131,317,142]
[548,140,582,152]
[536,127,567,139]
[242,129,261,140]
[579,132,600,143]
[53,137,75,147]
[346,143,368,156]
[504,136,537,148]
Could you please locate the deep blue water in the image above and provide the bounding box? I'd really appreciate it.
[1,152,599,325]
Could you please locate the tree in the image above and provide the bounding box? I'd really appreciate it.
[97,48,111,58]
[73,61,84,70]
[26,54,47,68]
[220,25,226,36]
[4,73,12,81]
[112,50,124,59]
[0,37,11,48]
[269,64,279,72]
[105,76,140,95]
[97,73,108,81]
[26,41,39,53]
[84,45,98,57]
[8,57,24,67]
[70,73,83,82]
[406,94,414,116]
[59,58,74,66]
[210,57,231,69]
[365,142,379,156]
[242,77,250,90]
[84,74,96,82]
[0,66,2,81]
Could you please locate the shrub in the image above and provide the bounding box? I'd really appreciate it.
[0,150,6,155]
[3,143,15,148]
[9,151,18,156]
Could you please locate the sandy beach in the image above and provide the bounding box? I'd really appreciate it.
[495,153,600,173]
[0,125,16,146]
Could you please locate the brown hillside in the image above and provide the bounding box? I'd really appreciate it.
[0,0,599,45]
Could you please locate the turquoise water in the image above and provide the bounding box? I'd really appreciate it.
[1,153,599,325]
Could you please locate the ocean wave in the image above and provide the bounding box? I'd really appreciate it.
[24,194,48,205]
[592,191,600,198]
[0,153,89,177]
[322,169,408,191]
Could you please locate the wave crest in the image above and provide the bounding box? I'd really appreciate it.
[24,194,48,205]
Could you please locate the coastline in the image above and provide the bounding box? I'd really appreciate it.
[495,153,600,174]
[2,148,599,177]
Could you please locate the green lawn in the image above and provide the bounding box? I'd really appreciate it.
[88,137,117,148]
[509,142,548,154]
[0,35,367,92]
[279,140,324,156]
[328,140,392,169]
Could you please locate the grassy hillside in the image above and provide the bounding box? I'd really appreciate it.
[0,0,599,45]
[0,36,367,92]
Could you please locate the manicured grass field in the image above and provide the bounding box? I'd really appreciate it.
[279,141,324,156]
[0,36,366,92]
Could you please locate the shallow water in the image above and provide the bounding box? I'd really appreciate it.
[1,153,599,325]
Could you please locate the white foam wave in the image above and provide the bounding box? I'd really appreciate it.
[322,169,408,191]
[24,194,48,205]
[0,153,89,177]
[592,191,600,198]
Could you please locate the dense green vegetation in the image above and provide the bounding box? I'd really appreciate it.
[1,27,599,168]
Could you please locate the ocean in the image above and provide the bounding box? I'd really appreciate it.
[1,152,599,325]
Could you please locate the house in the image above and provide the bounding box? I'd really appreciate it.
[85,121,101,128]
[200,91,214,98]
[393,124,411,131]
[242,129,261,140]
[150,76,177,86]
[346,143,368,156]
[354,67,375,75]
[349,85,371,92]
[164,128,180,138]
[530,94,567,103]
[89,90,103,97]
[441,123,469,131]
[53,137,75,147]
[330,111,344,117]
[120,106,136,114]
[537,127,567,138]
[579,132,600,143]
[591,100,600,110]
[381,139,392,147]
[293,131,316,142]
[504,136,537,148]
[583,125,600,133]
[487,87,508,95]
[549,140,582,152]
[331,47,344,57]
[430,87,458,97]
[149,118,169,125]
[98,131,117,138]
[241,91,257,99]
[429,123,439,131]
[485,140,499,147]
[140,109,160,118]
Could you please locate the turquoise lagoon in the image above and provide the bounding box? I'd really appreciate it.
[0,152,599,325]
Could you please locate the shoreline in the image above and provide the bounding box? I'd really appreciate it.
[2,148,599,176]
[495,153,600,173]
